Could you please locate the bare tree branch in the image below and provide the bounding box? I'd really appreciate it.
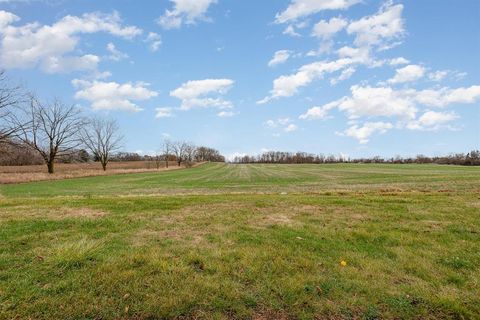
[0,70,27,143]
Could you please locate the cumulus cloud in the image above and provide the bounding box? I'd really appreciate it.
[300,84,480,142]
[0,10,141,73]
[0,10,19,28]
[265,117,292,128]
[106,42,128,61]
[265,117,298,132]
[268,50,291,67]
[155,107,173,118]
[388,64,425,84]
[346,2,405,48]
[275,0,360,24]
[428,70,450,82]
[406,110,459,130]
[258,56,365,103]
[157,0,217,29]
[145,32,162,52]
[312,17,347,39]
[284,123,298,132]
[338,121,393,144]
[411,85,480,107]
[170,78,234,110]
[72,79,158,112]
[389,57,409,65]
[299,100,338,120]
[283,25,302,37]
[330,67,355,85]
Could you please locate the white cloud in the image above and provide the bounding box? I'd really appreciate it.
[265,117,292,128]
[265,117,297,132]
[347,2,405,48]
[0,11,141,73]
[157,0,217,29]
[388,64,425,84]
[106,42,128,61]
[306,41,334,56]
[0,10,19,28]
[170,78,234,110]
[312,17,347,39]
[144,32,162,52]
[284,123,298,132]
[330,67,355,85]
[268,50,291,67]
[300,84,480,142]
[409,85,480,108]
[337,46,371,62]
[155,107,173,118]
[275,0,360,24]
[299,100,339,120]
[389,57,409,65]
[428,70,448,82]
[407,110,458,130]
[72,79,158,112]
[283,25,301,37]
[40,54,100,74]
[338,85,418,120]
[259,57,361,103]
[339,121,393,144]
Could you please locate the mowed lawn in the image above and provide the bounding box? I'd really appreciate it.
[0,163,479,319]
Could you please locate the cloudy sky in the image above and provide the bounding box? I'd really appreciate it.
[1,0,479,158]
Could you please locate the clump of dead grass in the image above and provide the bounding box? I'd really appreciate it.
[0,206,107,221]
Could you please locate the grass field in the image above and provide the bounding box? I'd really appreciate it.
[1,163,479,319]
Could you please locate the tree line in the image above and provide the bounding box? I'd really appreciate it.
[0,70,224,173]
[231,150,480,166]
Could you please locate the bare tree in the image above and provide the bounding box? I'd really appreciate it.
[184,143,197,167]
[15,97,85,174]
[160,139,172,168]
[80,117,123,171]
[172,141,188,167]
[0,70,25,143]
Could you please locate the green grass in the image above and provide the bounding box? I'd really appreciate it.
[0,163,479,319]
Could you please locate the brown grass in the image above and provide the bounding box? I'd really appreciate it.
[0,206,107,221]
[0,161,191,184]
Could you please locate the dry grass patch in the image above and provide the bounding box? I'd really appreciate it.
[0,205,107,221]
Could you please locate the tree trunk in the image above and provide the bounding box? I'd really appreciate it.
[47,161,54,174]
[101,162,107,171]
[165,159,168,168]
[177,160,181,167]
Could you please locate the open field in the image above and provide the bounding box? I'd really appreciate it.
[1,163,479,319]
[0,161,184,184]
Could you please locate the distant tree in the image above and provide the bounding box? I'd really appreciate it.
[111,152,142,162]
[160,139,172,168]
[184,143,197,168]
[0,141,44,165]
[172,141,188,166]
[80,117,123,171]
[15,97,84,174]
[195,146,225,162]
[78,149,90,163]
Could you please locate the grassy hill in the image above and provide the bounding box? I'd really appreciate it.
[1,163,479,319]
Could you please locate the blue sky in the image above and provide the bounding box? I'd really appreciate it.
[1,0,479,159]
